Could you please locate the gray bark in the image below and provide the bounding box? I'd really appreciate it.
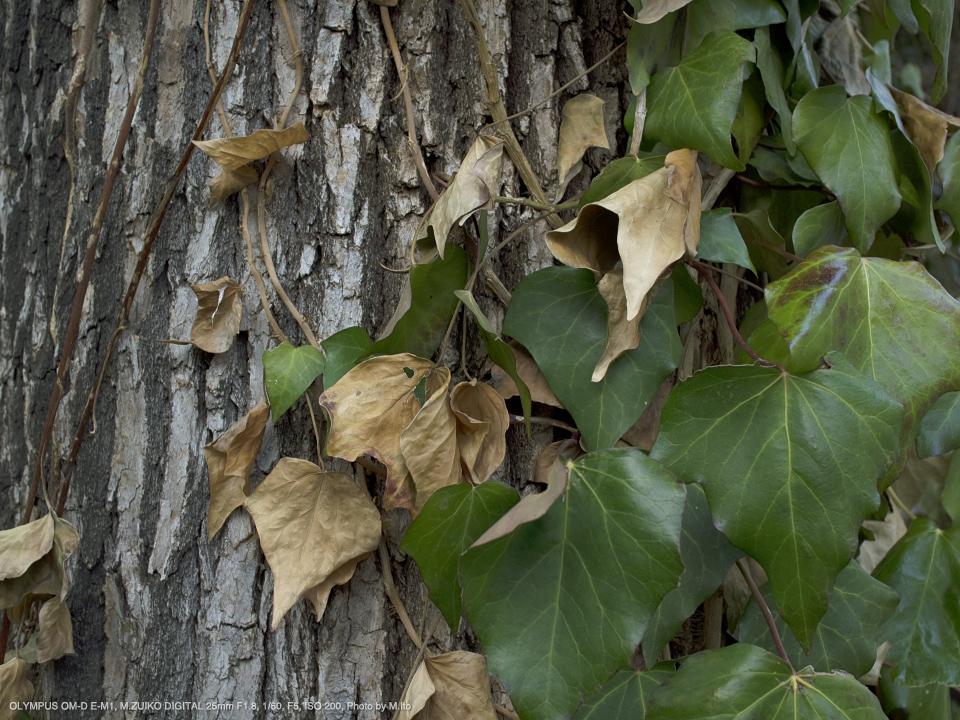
[0,0,626,717]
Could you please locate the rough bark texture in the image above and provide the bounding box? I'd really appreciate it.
[0,0,627,717]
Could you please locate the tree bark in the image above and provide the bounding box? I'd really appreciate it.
[0,0,626,717]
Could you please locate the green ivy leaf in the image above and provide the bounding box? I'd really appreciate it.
[913,0,953,104]
[646,644,887,720]
[579,156,664,207]
[792,87,902,252]
[935,130,960,226]
[651,363,903,650]
[874,518,960,686]
[792,201,846,257]
[573,665,675,720]
[739,560,899,677]
[646,31,757,171]
[878,666,953,720]
[503,267,680,451]
[734,209,792,279]
[460,449,686,720]
[262,342,325,421]
[641,483,741,660]
[320,327,371,390]
[764,246,960,485]
[754,27,796,156]
[401,482,519,633]
[670,265,703,325]
[697,208,756,273]
[685,0,785,55]
[917,391,960,458]
[626,17,679,96]
[732,73,769,166]
[361,243,467,360]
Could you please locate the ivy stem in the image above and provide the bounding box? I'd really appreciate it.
[378,541,425,651]
[707,263,764,293]
[687,260,788,373]
[737,559,796,673]
[887,488,917,520]
[508,414,578,433]
[629,88,647,157]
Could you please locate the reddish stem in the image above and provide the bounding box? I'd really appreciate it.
[737,559,796,673]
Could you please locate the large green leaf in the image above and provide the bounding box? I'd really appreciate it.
[754,26,796,155]
[792,201,846,258]
[320,326,371,391]
[651,363,904,650]
[913,0,953,104]
[878,666,952,720]
[873,518,960,686]
[739,560,899,677]
[573,665,675,720]
[646,31,757,171]
[460,449,686,720]
[401,482,519,633]
[579,156,664,207]
[685,0,786,49]
[764,246,960,484]
[917,391,960,458]
[361,243,467,360]
[262,342,325,421]
[697,208,756,273]
[792,87,902,252]
[503,267,680,452]
[641,483,741,659]
[935,130,960,226]
[671,265,704,325]
[645,644,887,720]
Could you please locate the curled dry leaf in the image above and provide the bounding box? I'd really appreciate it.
[592,269,663,382]
[189,276,244,354]
[192,122,310,173]
[243,458,381,628]
[546,148,701,321]
[451,381,509,484]
[399,368,461,514]
[0,514,55,582]
[0,514,77,612]
[0,658,34,720]
[533,439,582,485]
[819,15,871,97]
[203,398,271,539]
[304,560,363,622]
[888,85,960,171]
[556,94,609,200]
[490,340,563,409]
[35,596,74,663]
[319,354,435,511]
[397,652,499,720]
[420,135,504,258]
[633,0,695,24]
[208,165,259,206]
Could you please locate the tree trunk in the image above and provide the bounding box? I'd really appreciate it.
[0,0,626,716]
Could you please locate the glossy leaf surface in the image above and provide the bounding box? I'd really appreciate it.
[262,342,325,421]
[917,391,960,458]
[320,327,371,391]
[696,208,756,273]
[572,665,675,720]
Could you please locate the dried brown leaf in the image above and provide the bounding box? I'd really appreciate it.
[204,399,271,539]
[490,341,564,409]
[0,658,34,720]
[858,508,908,574]
[0,514,54,582]
[35,596,74,663]
[303,558,366,622]
[193,122,310,173]
[189,276,244,354]
[450,381,509,484]
[593,269,645,382]
[400,368,462,513]
[533,440,582,485]
[421,136,505,257]
[557,94,609,199]
[399,652,499,720]
[819,16,871,97]
[888,85,960,171]
[0,515,77,612]
[244,458,381,629]
[208,165,259,206]
[320,354,435,511]
[634,0,694,23]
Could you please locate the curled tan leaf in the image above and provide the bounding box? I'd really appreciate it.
[557,94,609,199]
[193,122,310,173]
[208,165,259,206]
[633,0,695,24]
[451,381,509,484]
[819,16,871,97]
[888,85,960,171]
[0,515,76,613]
[420,135,504,257]
[490,341,563,409]
[204,399,270,539]
[0,514,54,582]
[35,596,74,663]
[592,269,658,382]
[243,458,381,629]
[0,658,34,718]
[398,652,499,720]
[303,558,366,623]
[533,440,582,485]
[189,276,244,354]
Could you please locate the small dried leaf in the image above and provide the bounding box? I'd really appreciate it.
[193,122,310,173]
[35,596,74,663]
[0,515,77,612]
[189,276,244,354]
[303,558,365,622]
[556,95,609,199]
[204,399,271,539]
[208,165,259,206]
[592,268,642,382]
[244,458,381,629]
[400,368,462,513]
[819,15,872,97]
[421,136,504,257]
[888,85,960,171]
[399,652,499,720]
[0,658,34,719]
[451,381,509,484]
[533,440,582,485]
[858,508,908,574]
[490,341,564,409]
[320,354,435,511]
[633,0,695,24]
[0,514,54,582]
[398,660,436,720]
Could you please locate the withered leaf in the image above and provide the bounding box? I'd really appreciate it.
[490,341,564,409]
[633,0,695,24]
[190,276,244,354]
[244,458,381,629]
[546,148,701,321]
[0,515,77,612]
[0,658,34,719]
[556,95,609,200]
[0,514,54,582]
[208,165,259,207]
[420,136,504,257]
[35,596,74,663]
[592,268,658,382]
[399,368,461,514]
[451,381,509,484]
[858,508,908,574]
[533,440,582,485]
[888,85,960,171]
[204,399,271,539]
[193,122,310,173]
[319,354,435,511]
[303,558,365,622]
[398,652,499,720]
[819,15,871,97]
